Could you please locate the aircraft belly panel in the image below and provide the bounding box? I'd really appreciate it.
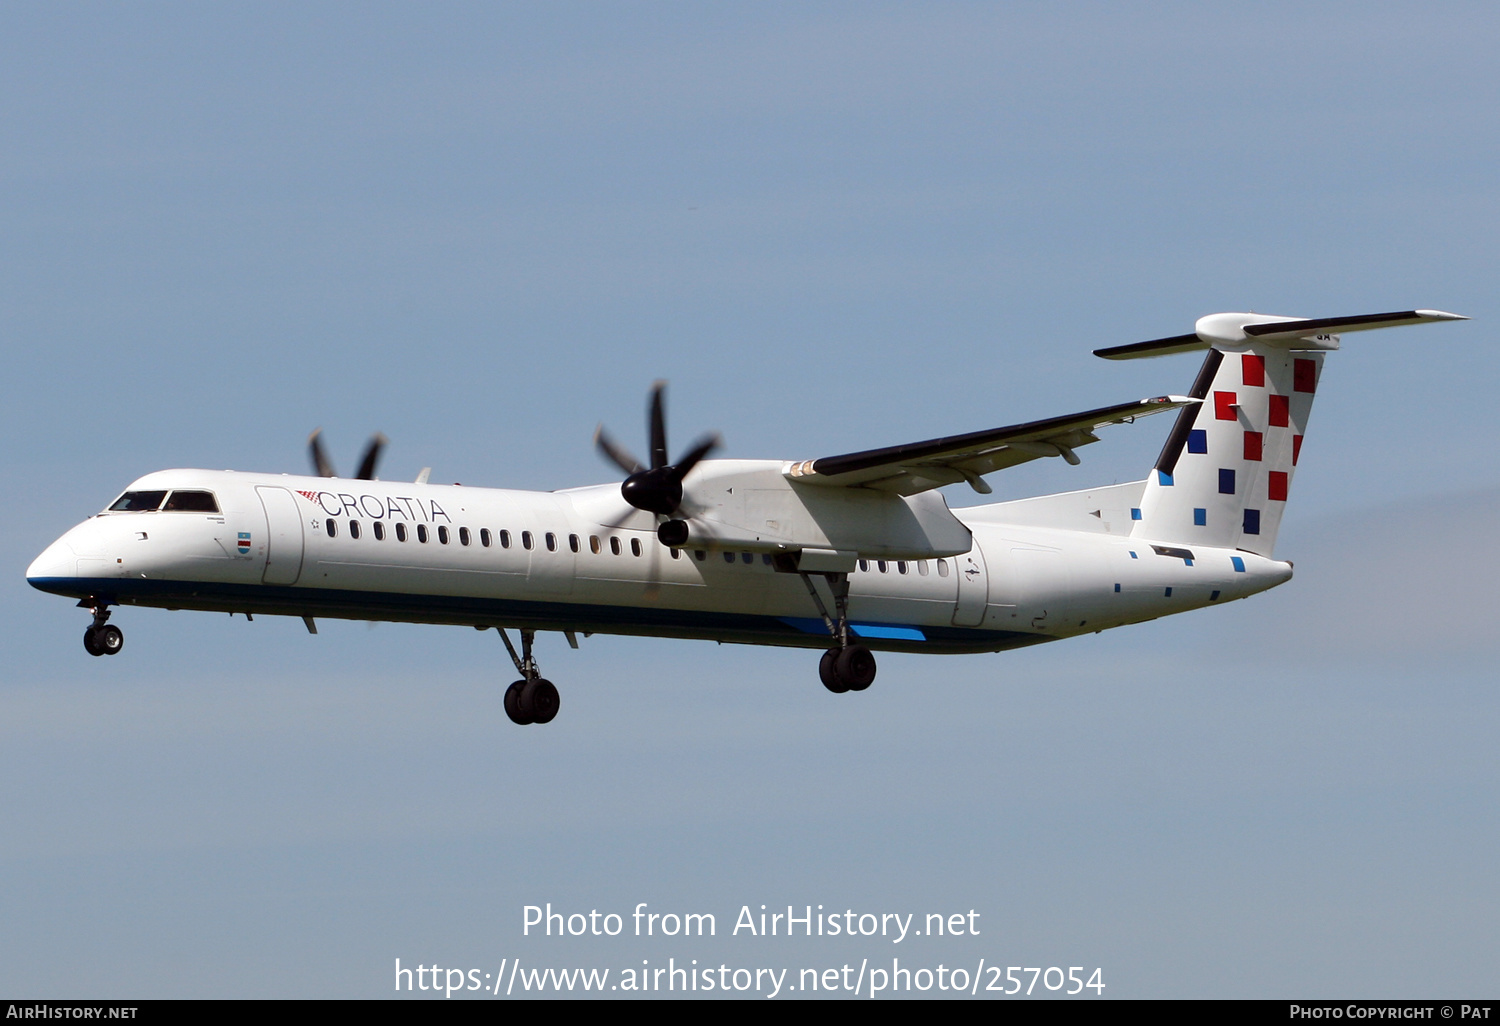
[78,574,1038,654]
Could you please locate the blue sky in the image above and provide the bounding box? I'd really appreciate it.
[3,2,1497,998]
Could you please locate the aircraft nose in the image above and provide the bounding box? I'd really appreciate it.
[26,537,77,588]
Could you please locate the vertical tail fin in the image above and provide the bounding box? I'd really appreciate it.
[1094,309,1467,557]
[1134,341,1320,556]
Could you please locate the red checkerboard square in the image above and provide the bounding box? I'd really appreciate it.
[1268,394,1289,427]
[1268,470,1288,501]
[1294,358,1317,393]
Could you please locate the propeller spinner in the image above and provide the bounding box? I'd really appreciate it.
[595,381,720,520]
[308,429,388,480]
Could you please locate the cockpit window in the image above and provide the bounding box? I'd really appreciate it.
[163,490,220,513]
[108,490,168,512]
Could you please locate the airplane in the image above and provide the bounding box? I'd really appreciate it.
[27,308,1465,725]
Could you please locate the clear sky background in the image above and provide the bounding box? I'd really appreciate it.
[2,2,1497,998]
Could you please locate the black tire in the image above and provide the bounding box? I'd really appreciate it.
[522,679,560,724]
[96,624,124,656]
[819,648,848,693]
[504,680,533,725]
[83,627,104,657]
[836,645,876,691]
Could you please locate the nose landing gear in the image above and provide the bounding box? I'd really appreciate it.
[80,601,123,657]
[496,628,560,725]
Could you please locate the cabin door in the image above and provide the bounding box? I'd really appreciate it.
[256,486,305,586]
[951,546,989,626]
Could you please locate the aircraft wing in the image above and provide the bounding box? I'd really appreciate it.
[785,395,1196,496]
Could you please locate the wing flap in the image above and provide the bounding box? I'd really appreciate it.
[787,396,1196,496]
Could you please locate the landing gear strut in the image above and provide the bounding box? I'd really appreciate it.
[80,600,123,657]
[496,628,560,725]
[799,571,876,694]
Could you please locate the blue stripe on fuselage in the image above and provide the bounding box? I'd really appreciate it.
[778,617,926,641]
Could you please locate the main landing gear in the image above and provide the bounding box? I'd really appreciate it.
[819,645,876,694]
[799,571,877,694]
[495,628,560,725]
[80,600,123,657]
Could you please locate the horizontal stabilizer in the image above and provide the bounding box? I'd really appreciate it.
[1240,309,1467,340]
[1093,333,1206,361]
[1095,309,1466,360]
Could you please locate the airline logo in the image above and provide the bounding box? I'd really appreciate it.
[237,532,252,553]
[293,488,451,523]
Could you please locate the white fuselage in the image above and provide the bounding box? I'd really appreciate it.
[27,465,1292,655]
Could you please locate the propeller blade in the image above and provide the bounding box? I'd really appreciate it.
[602,503,645,530]
[605,379,724,517]
[643,521,665,600]
[672,432,721,481]
[355,433,388,481]
[595,425,644,475]
[648,380,668,471]
[308,429,337,478]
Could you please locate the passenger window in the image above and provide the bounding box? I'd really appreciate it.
[163,490,220,512]
[569,534,580,553]
[917,560,928,576]
[459,527,471,546]
[694,550,706,561]
[480,528,492,547]
[522,531,533,550]
[590,536,601,554]
[500,530,511,549]
[418,525,429,543]
[762,554,772,565]
[438,526,450,544]
[670,549,681,560]
[877,560,887,573]
[108,490,168,512]
[326,520,338,538]
[897,560,907,574]
[373,522,385,541]
[723,552,735,564]
[396,523,408,542]
[610,537,621,555]
[349,520,361,540]
[859,559,868,572]
[936,558,949,577]
[741,552,752,564]
[545,532,557,552]
[631,538,642,557]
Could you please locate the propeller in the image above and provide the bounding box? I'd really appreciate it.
[308,429,388,480]
[595,381,720,521]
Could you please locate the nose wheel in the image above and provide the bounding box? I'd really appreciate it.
[81,601,124,657]
[503,678,560,725]
[496,628,560,725]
